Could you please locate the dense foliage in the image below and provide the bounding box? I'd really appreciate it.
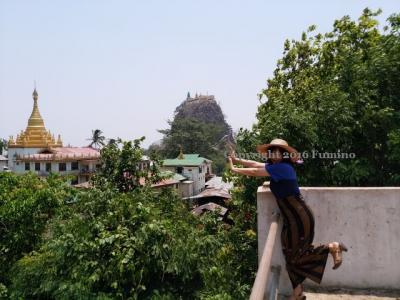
[9,188,256,299]
[237,9,400,187]
[93,137,164,192]
[0,139,257,299]
[0,173,74,295]
[157,117,229,175]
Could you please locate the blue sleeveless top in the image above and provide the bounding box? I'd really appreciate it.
[265,162,300,199]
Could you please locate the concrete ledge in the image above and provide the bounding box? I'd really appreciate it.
[257,186,400,295]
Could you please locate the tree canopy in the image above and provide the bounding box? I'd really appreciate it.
[157,117,229,175]
[1,139,257,299]
[237,9,400,186]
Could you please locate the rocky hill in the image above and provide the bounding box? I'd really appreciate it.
[174,93,231,134]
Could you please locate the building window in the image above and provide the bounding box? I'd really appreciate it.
[199,166,202,173]
[59,162,66,172]
[25,162,30,171]
[176,166,183,174]
[46,163,51,172]
[35,162,40,171]
[71,161,79,171]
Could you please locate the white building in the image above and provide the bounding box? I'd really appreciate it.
[6,89,100,184]
[161,151,212,195]
[0,155,8,172]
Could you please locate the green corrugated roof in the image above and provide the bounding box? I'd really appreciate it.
[160,170,188,181]
[172,173,187,181]
[163,154,211,166]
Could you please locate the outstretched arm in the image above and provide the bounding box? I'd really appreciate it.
[229,151,265,168]
[228,157,269,177]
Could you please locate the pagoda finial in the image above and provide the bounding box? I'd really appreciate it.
[28,87,44,129]
[178,145,184,159]
[33,81,38,101]
[187,92,191,99]
[57,134,63,146]
[8,136,14,146]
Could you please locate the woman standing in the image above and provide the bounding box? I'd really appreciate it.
[228,138,347,300]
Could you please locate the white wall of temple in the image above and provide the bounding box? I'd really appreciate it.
[12,160,99,176]
[7,147,44,171]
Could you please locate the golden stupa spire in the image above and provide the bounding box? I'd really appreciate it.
[27,88,45,129]
[8,88,63,148]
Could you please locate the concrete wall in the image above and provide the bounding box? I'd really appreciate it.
[0,160,7,172]
[257,185,400,296]
[178,180,194,198]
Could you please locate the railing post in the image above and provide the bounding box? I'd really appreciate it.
[257,184,292,298]
[268,265,281,300]
[250,211,279,300]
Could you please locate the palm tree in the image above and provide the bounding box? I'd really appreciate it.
[87,129,105,149]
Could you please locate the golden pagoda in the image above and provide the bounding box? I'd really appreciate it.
[8,89,63,148]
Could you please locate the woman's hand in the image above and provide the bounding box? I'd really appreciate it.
[229,159,270,177]
[228,156,235,170]
[228,148,237,164]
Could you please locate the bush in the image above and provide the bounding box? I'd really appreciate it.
[9,187,256,299]
[0,172,73,289]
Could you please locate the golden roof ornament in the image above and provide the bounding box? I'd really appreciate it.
[178,146,185,159]
[8,88,63,148]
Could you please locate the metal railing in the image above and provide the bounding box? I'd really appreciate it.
[250,211,280,300]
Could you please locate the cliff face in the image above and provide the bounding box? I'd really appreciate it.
[174,93,231,133]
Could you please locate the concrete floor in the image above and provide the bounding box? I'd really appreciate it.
[304,292,400,300]
[278,288,400,300]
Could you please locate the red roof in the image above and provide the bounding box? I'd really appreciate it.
[16,147,100,161]
[139,177,179,187]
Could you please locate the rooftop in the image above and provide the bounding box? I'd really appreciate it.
[163,154,212,167]
[16,147,100,161]
[159,170,188,181]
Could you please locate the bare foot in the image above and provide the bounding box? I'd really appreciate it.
[289,284,305,300]
[328,241,339,252]
[328,241,348,269]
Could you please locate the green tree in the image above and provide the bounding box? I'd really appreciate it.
[93,137,164,192]
[238,9,400,187]
[7,138,257,300]
[158,117,228,175]
[0,173,74,291]
[0,138,7,155]
[88,129,106,149]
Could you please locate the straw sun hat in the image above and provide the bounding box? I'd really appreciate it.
[256,138,300,163]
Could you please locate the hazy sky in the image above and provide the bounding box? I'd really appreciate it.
[1,1,399,148]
